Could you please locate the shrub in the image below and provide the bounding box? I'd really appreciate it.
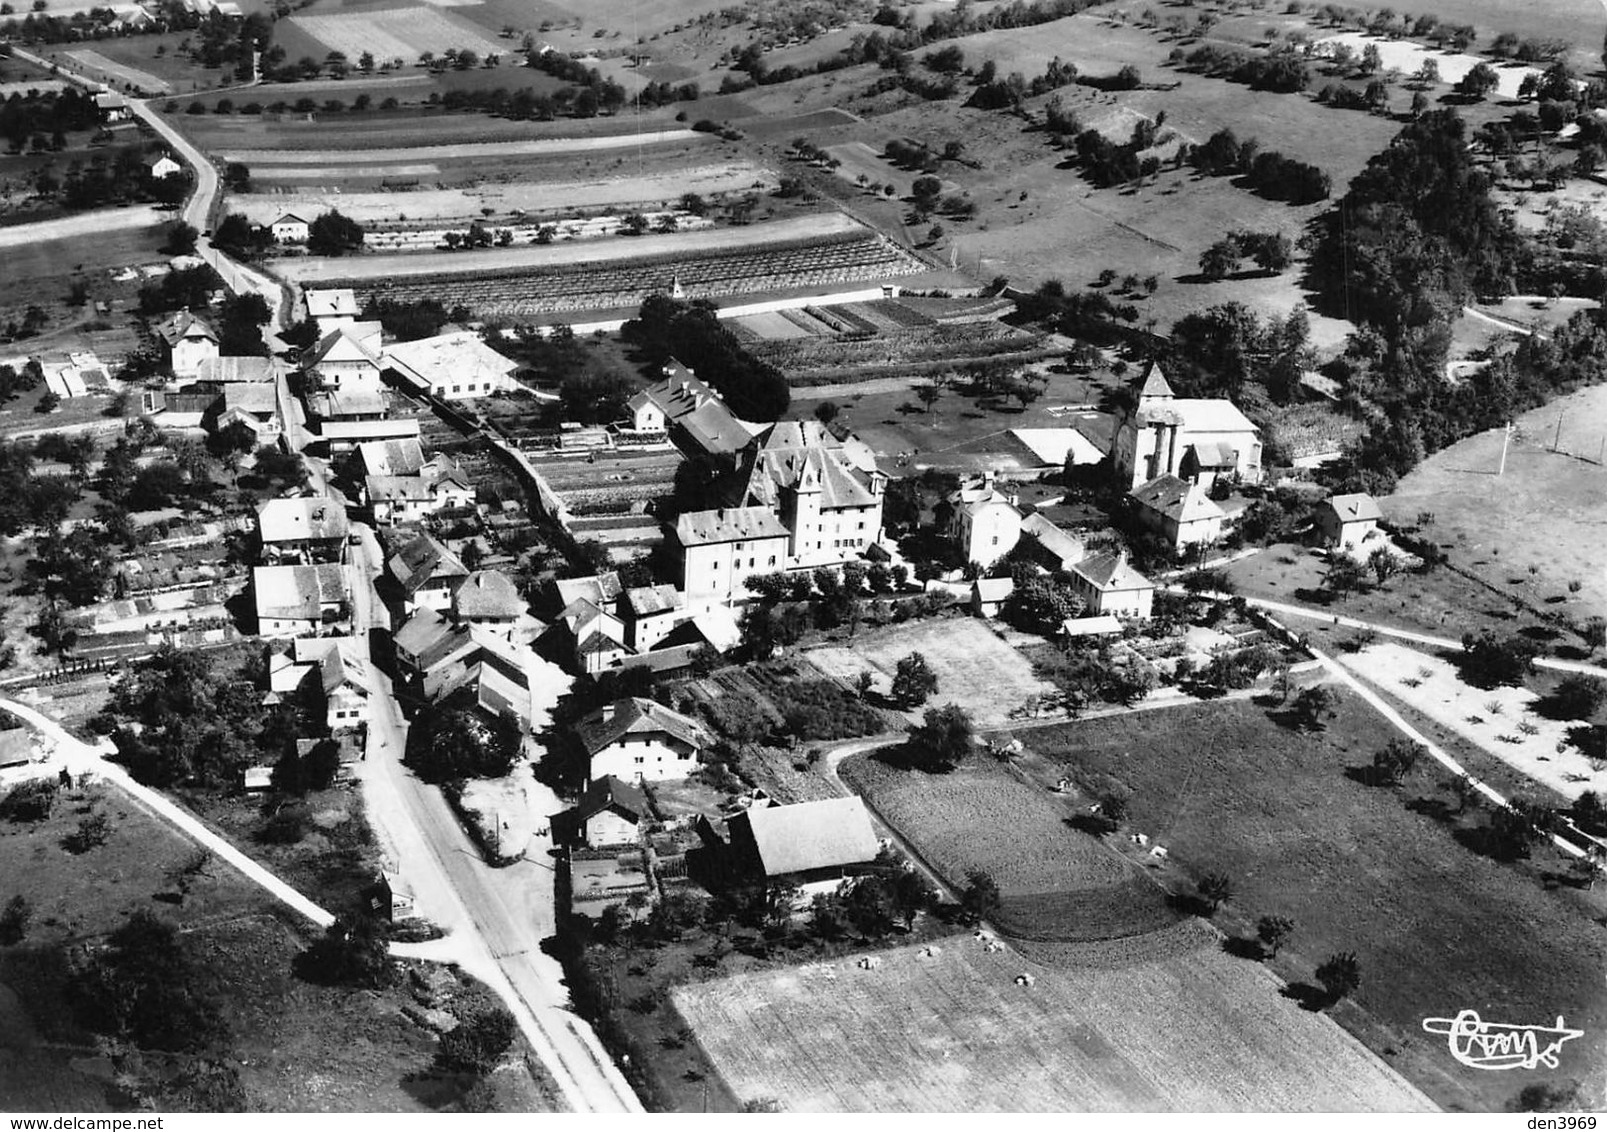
[0,894,30,945]
[435,1004,519,1075]
[0,779,57,823]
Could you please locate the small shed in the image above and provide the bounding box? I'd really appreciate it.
[243,765,274,792]
[970,576,1015,618]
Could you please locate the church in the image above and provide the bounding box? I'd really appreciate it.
[1111,362,1262,492]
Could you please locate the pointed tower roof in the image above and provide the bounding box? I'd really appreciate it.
[1137,360,1175,402]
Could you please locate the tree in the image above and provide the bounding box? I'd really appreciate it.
[1197,871,1233,915]
[1324,555,1368,601]
[1372,738,1424,785]
[1460,630,1539,688]
[1546,674,1606,721]
[1584,617,1607,654]
[1314,951,1361,1004]
[35,389,60,415]
[435,1004,518,1075]
[0,894,29,945]
[1199,238,1240,281]
[1456,61,1500,100]
[906,703,974,771]
[890,868,936,929]
[1513,1081,1584,1113]
[293,914,392,988]
[162,221,198,255]
[70,909,224,1051]
[959,867,1000,925]
[1366,545,1398,586]
[307,210,365,255]
[891,651,938,708]
[1292,685,1340,731]
[1256,914,1294,958]
[915,381,943,414]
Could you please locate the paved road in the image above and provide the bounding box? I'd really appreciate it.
[347,525,641,1114]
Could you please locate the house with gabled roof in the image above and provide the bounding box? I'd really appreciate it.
[619,583,687,651]
[1112,362,1262,491]
[553,596,634,675]
[253,563,349,637]
[557,775,650,848]
[945,474,1021,569]
[672,506,790,607]
[553,571,623,616]
[1130,473,1226,552]
[305,326,382,393]
[577,696,707,783]
[267,636,373,732]
[305,288,360,337]
[452,570,525,636]
[387,531,468,614]
[148,154,182,180]
[627,362,749,455]
[156,310,219,379]
[195,356,280,385]
[364,470,474,525]
[357,437,425,479]
[215,382,282,444]
[271,212,310,244]
[1316,492,1384,551]
[383,330,523,402]
[1019,512,1086,573]
[1069,550,1154,620]
[257,495,348,564]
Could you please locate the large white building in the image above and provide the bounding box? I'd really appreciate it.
[1112,363,1262,491]
[577,697,707,784]
[383,331,523,402]
[305,327,383,394]
[673,507,791,607]
[945,475,1022,568]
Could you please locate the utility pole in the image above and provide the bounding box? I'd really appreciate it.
[1498,420,1514,476]
[1554,411,1563,453]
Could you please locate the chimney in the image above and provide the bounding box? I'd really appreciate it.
[600,703,615,722]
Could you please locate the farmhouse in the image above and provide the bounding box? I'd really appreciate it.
[215,383,283,444]
[1317,492,1384,550]
[577,696,707,784]
[552,597,634,675]
[306,288,361,337]
[554,570,624,616]
[253,563,349,638]
[94,90,130,121]
[268,637,373,732]
[721,795,879,885]
[619,583,687,651]
[357,437,426,478]
[148,154,182,180]
[256,495,348,563]
[1129,474,1226,553]
[364,469,475,525]
[388,531,468,614]
[628,364,749,455]
[557,775,650,848]
[1112,363,1262,491]
[156,310,219,379]
[945,475,1021,568]
[272,213,311,244]
[672,507,791,607]
[1070,551,1154,620]
[383,331,522,402]
[305,326,383,393]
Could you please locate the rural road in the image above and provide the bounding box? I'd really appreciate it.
[346,524,641,1114]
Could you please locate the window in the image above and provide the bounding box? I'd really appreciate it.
[452,385,461,393]
[634,757,644,765]
[992,536,999,546]
[736,541,744,551]
[768,556,776,566]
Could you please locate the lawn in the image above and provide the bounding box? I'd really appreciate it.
[1384,382,1607,631]
[839,752,1177,942]
[0,779,557,1111]
[1023,697,1607,1113]
[674,927,1434,1112]
[804,614,1056,728]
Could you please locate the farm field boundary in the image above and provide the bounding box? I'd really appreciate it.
[221,129,703,165]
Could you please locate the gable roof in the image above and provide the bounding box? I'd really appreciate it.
[393,605,460,661]
[1130,474,1225,524]
[573,774,649,823]
[307,326,380,369]
[306,288,360,319]
[222,382,277,416]
[453,570,524,620]
[971,577,1014,602]
[257,495,348,543]
[554,571,622,610]
[383,331,519,393]
[273,212,310,226]
[253,563,347,622]
[195,356,278,384]
[1136,359,1175,401]
[734,796,879,877]
[1073,551,1153,593]
[1020,513,1085,567]
[388,532,468,595]
[674,507,790,547]
[622,583,681,618]
[575,697,705,755]
[157,310,218,347]
[357,437,425,478]
[1323,492,1383,524]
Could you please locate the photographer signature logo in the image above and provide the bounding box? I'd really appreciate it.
[1422,1010,1583,1071]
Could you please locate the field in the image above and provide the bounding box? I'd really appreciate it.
[840,753,1176,942]
[286,8,507,64]
[1025,697,1607,1112]
[0,777,556,1112]
[805,615,1055,728]
[674,927,1435,1112]
[60,48,172,94]
[1383,382,1607,626]
[219,127,702,166]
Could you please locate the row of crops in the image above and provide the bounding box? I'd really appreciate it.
[341,231,926,318]
[742,320,1055,382]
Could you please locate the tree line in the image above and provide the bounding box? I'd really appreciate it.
[622,293,790,421]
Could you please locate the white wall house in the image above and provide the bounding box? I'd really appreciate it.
[578,697,707,784]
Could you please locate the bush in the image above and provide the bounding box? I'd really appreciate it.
[891,651,938,707]
[435,1004,519,1075]
[0,779,57,822]
[0,894,30,945]
[293,914,393,988]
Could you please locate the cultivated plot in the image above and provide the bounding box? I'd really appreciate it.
[675,928,1436,1112]
[286,8,506,63]
[62,48,172,94]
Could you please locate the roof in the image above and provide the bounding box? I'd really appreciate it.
[1130,474,1225,524]
[622,584,681,618]
[453,570,525,620]
[306,288,360,319]
[573,774,649,823]
[733,422,878,512]
[1061,614,1124,637]
[357,437,425,478]
[157,310,218,347]
[257,495,348,543]
[1189,440,1234,468]
[388,532,468,595]
[0,728,32,765]
[1020,513,1085,567]
[1073,551,1153,593]
[1136,359,1175,401]
[687,606,741,652]
[1139,398,1259,436]
[253,563,347,622]
[307,326,380,369]
[554,572,623,610]
[629,371,746,451]
[366,475,434,504]
[292,636,372,695]
[575,697,705,756]
[971,577,1014,602]
[735,796,879,877]
[393,605,458,660]
[195,356,278,384]
[1009,427,1106,468]
[1323,492,1383,524]
[383,331,519,393]
[273,212,310,226]
[675,507,790,547]
[222,383,278,416]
